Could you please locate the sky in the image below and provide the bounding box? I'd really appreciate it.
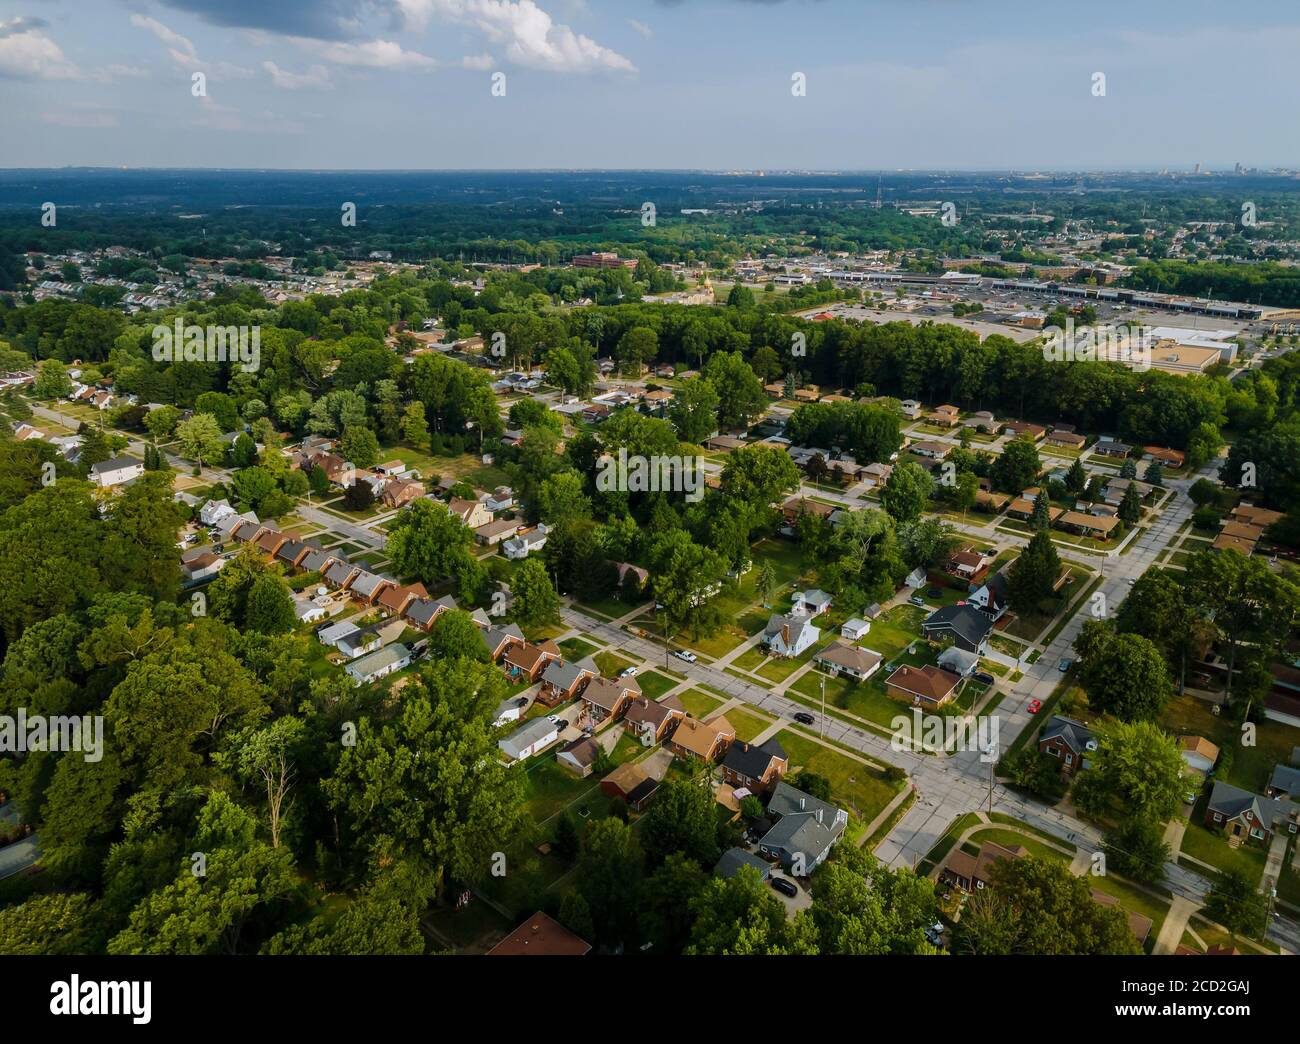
[0,0,1296,171]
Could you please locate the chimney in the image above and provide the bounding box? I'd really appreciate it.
[816,809,823,824]
[800,797,806,811]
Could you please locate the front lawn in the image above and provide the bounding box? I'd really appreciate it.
[775,729,901,826]
[677,688,725,719]
[727,707,775,743]
[636,670,679,701]
[1179,818,1267,886]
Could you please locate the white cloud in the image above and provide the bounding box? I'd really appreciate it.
[399,1,635,73]
[461,52,495,70]
[263,61,331,89]
[627,19,653,39]
[0,18,81,80]
[291,37,437,70]
[129,14,200,66]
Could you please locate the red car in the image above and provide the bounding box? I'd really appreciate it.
[1027,699,1042,714]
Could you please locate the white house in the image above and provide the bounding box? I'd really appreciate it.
[293,596,329,625]
[481,486,515,513]
[841,618,871,641]
[317,620,359,649]
[503,523,549,560]
[900,399,922,419]
[90,454,144,488]
[345,643,412,686]
[764,614,820,657]
[498,718,559,761]
[937,646,981,678]
[200,498,237,526]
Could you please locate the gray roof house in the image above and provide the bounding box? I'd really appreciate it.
[298,547,331,574]
[937,646,981,677]
[759,781,848,873]
[921,604,994,654]
[1267,763,1300,800]
[324,560,360,589]
[497,718,559,762]
[713,848,772,881]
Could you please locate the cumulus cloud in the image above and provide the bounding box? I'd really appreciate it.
[425,0,635,72]
[461,52,495,70]
[627,19,653,39]
[263,60,331,88]
[290,37,437,70]
[0,16,81,79]
[130,13,255,78]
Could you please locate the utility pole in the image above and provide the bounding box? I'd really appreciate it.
[820,673,826,739]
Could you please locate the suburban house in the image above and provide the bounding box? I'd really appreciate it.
[720,737,788,796]
[1092,439,1132,459]
[928,404,961,428]
[324,560,361,591]
[344,643,412,686]
[764,614,820,657]
[503,524,549,560]
[900,399,923,419]
[1001,421,1046,442]
[1038,716,1097,777]
[180,547,225,585]
[447,497,493,530]
[200,498,236,526]
[474,518,519,546]
[381,479,424,509]
[1046,429,1087,450]
[298,547,332,575]
[348,571,392,605]
[502,639,561,682]
[780,496,837,525]
[556,737,602,778]
[922,604,994,654]
[1180,736,1221,779]
[941,840,1026,892]
[910,440,951,460]
[498,718,559,762]
[814,641,883,681]
[1057,510,1121,540]
[714,848,772,881]
[377,581,428,617]
[623,694,686,745]
[481,486,515,513]
[945,546,997,587]
[275,538,312,569]
[293,594,329,625]
[90,454,145,488]
[539,658,597,706]
[884,664,963,708]
[790,589,833,617]
[967,573,1010,621]
[317,620,359,650]
[336,624,386,661]
[580,675,642,724]
[841,617,871,641]
[600,762,659,811]
[666,714,735,763]
[759,782,848,873]
[1203,781,1300,846]
[479,622,526,661]
[1266,763,1300,800]
[1142,445,1185,468]
[963,410,996,430]
[937,646,981,678]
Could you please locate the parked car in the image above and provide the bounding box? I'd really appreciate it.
[909,595,926,607]
[770,877,798,898]
[620,666,639,678]
[973,671,995,685]
[673,649,697,663]
[1057,658,1073,673]
[1027,699,1042,714]
[792,711,816,726]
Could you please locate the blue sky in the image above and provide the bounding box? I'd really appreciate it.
[0,0,1295,170]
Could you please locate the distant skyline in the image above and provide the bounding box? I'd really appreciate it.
[1,0,1296,171]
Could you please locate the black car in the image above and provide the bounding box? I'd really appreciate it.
[792,711,815,726]
[770,877,798,898]
[973,671,995,685]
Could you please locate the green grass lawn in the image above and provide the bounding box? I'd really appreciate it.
[1161,693,1300,793]
[677,688,724,718]
[731,645,768,672]
[1179,818,1267,886]
[965,826,1070,864]
[558,636,600,661]
[775,729,901,826]
[593,650,636,677]
[917,812,983,876]
[727,707,775,743]
[636,670,678,701]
